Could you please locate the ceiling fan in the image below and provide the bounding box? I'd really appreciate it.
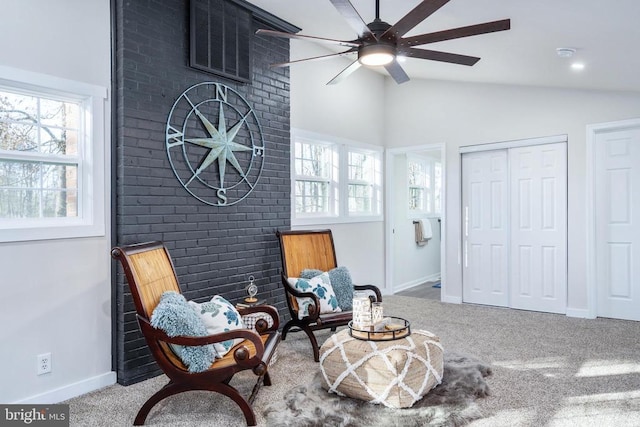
[256,0,510,85]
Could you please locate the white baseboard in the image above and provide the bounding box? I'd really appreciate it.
[14,371,117,404]
[565,307,595,319]
[393,273,441,293]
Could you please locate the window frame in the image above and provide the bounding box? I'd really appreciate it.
[291,129,383,226]
[0,65,107,243]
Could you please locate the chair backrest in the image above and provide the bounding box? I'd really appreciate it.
[277,230,338,278]
[111,241,181,320]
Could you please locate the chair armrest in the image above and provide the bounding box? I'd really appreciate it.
[354,284,382,302]
[237,305,280,332]
[282,274,321,320]
[138,315,266,362]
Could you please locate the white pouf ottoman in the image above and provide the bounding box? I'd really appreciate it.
[319,328,444,408]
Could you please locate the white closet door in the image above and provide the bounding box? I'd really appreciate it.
[595,127,640,321]
[462,150,509,307]
[509,143,567,313]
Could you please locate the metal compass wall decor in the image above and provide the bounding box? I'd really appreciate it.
[166,82,265,206]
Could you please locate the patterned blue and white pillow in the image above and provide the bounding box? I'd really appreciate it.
[301,266,354,311]
[287,272,342,320]
[189,295,245,357]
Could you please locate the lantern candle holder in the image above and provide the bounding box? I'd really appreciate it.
[352,291,372,329]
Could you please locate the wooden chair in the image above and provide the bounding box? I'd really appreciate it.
[276,229,382,361]
[111,241,280,426]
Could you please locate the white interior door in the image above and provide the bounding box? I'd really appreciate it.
[595,127,640,321]
[462,150,509,306]
[509,143,567,314]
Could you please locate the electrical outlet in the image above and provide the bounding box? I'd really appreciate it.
[37,353,51,375]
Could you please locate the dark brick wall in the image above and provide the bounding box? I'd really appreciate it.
[113,0,292,385]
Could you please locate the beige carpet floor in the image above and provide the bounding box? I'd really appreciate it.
[67,296,640,426]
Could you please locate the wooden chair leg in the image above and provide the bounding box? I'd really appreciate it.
[217,382,257,426]
[135,379,259,426]
[300,325,320,362]
[263,371,272,387]
[282,319,320,361]
[281,319,298,340]
[134,381,186,425]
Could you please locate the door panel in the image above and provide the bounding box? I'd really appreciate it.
[462,150,509,306]
[509,143,567,313]
[595,128,640,320]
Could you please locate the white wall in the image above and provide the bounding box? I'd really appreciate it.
[383,78,640,314]
[290,41,386,144]
[0,0,114,403]
[290,41,388,290]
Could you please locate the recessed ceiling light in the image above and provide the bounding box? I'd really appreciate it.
[556,47,577,58]
[571,62,585,71]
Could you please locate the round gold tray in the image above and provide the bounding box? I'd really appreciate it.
[348,317,411,341]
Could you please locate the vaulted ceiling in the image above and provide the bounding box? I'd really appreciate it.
[248,0,640,92]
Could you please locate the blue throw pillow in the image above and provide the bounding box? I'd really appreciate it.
[150,291,217,373]
[301,266,354,311]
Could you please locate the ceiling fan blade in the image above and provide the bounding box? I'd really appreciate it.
[329,0,376,39]
[381,0,450,40]
[401,19,511,47]
[270,49,358,68]
[327,59,362,85]
[256,29,360,48]
[384,61,410,84]
[404,48,480,66]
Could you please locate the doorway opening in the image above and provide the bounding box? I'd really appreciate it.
[385,144,446,300]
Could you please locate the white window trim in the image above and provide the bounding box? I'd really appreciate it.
[291,129,383,226]
[0,65,107,243]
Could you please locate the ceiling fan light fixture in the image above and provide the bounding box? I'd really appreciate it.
[359,44,395,66]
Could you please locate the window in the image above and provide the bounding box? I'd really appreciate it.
[293,140,335,215]
[408,154,441,216]
[0,91,80,218]
[347,150,376,214]
[0,66,106,242]
[292,130,382,225]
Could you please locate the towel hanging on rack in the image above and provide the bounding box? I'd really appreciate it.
[413,219,432,246]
